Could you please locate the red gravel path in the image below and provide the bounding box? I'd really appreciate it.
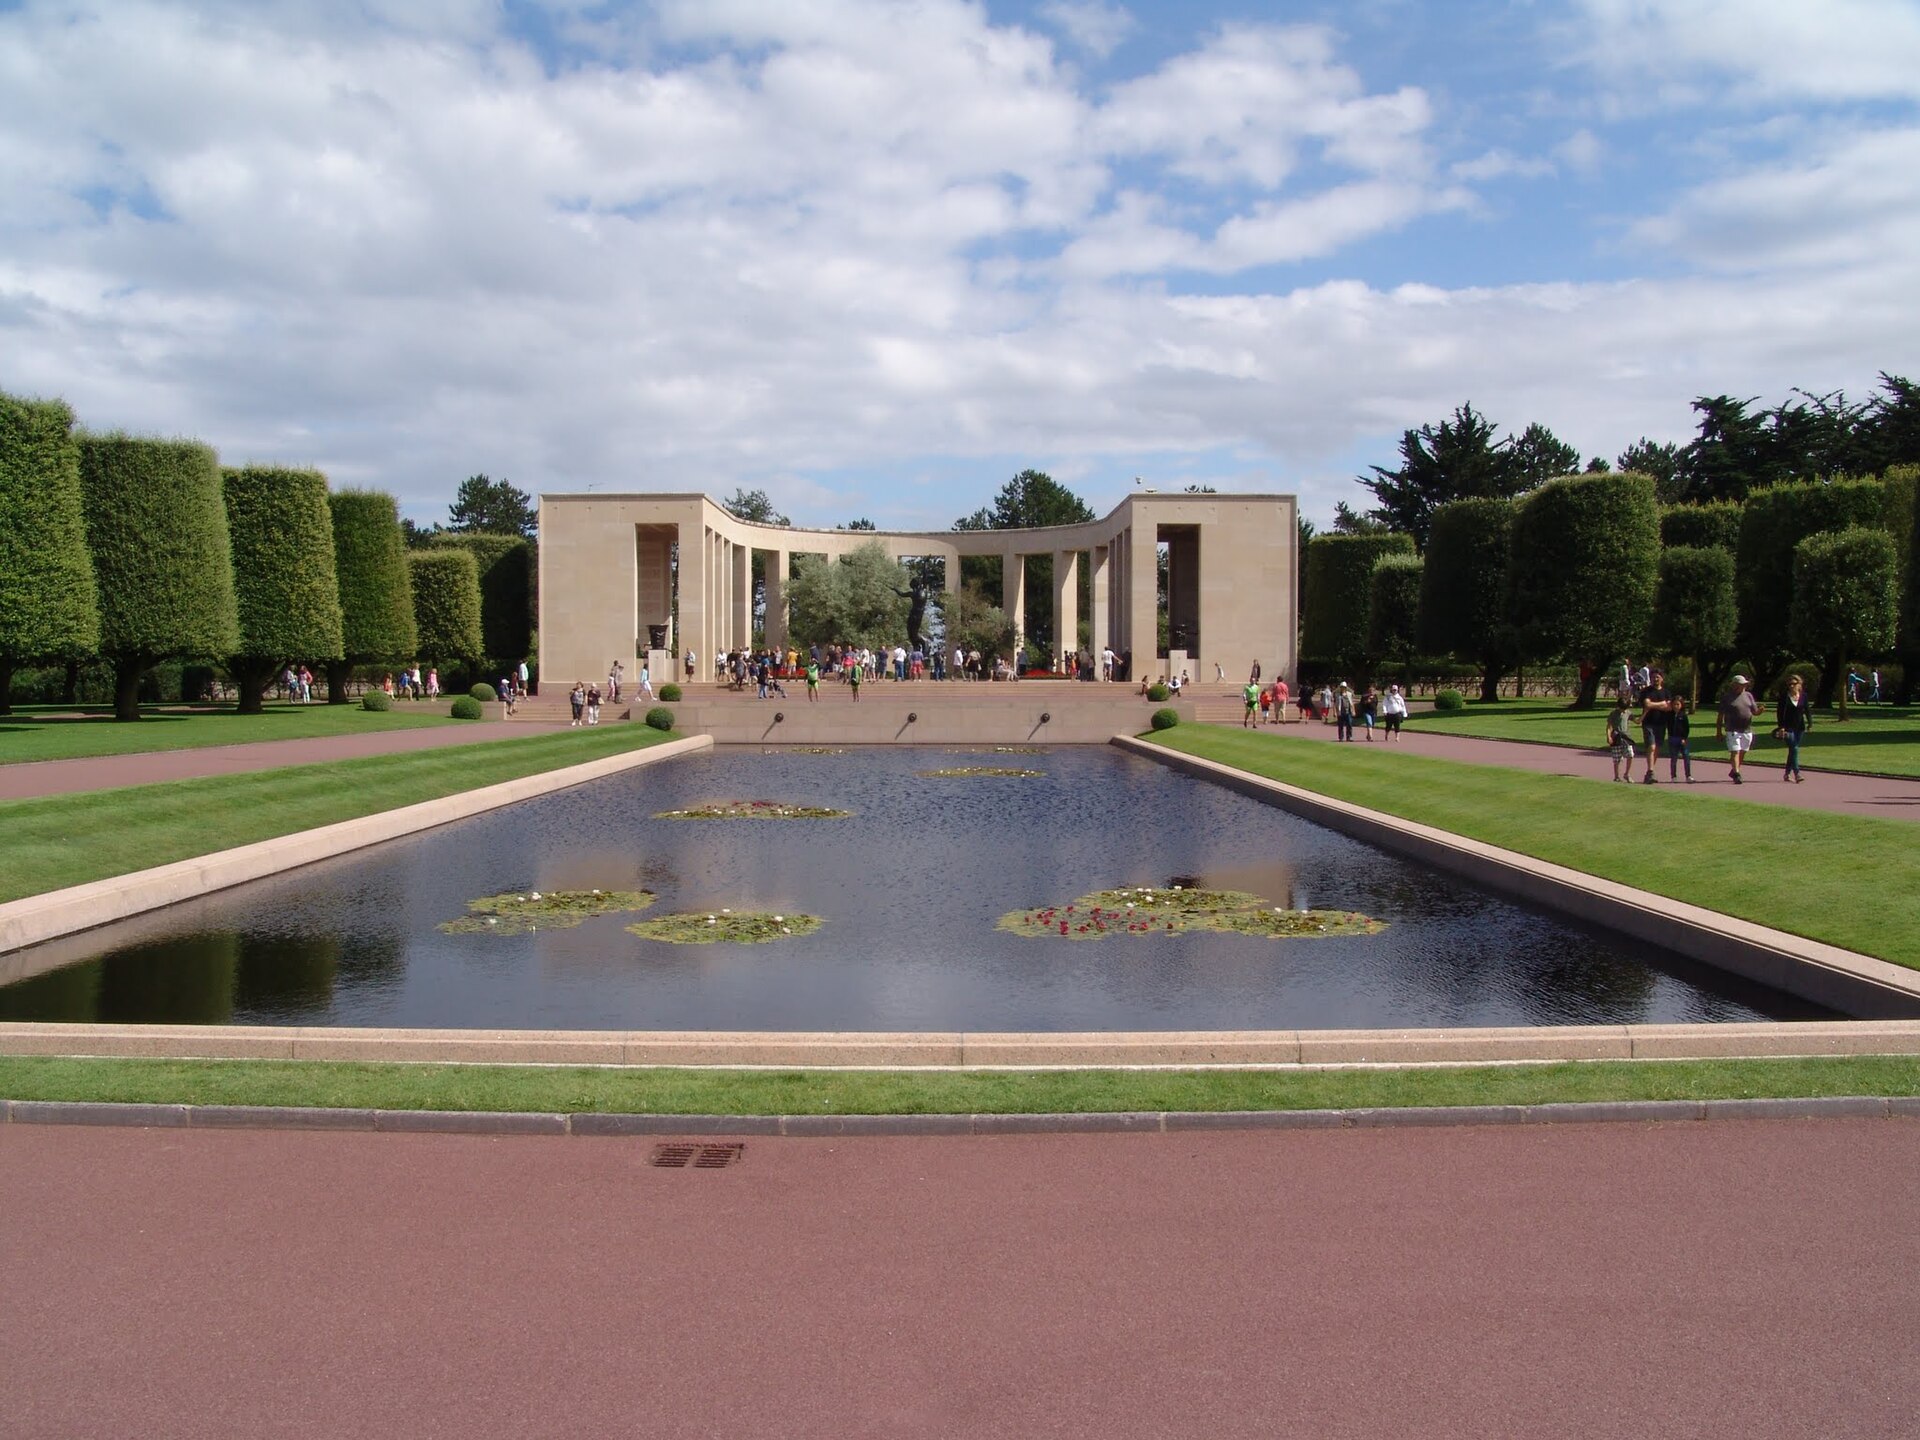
[0,721,566,801]
[3,1120,1915,1438]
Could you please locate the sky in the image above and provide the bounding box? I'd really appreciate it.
[5,0,1920,533]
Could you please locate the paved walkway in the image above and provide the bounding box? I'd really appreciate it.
[3,1119,1914,1438]
[0,721,569,801]
[1212,710,1920,822]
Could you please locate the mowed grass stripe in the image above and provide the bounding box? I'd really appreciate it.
[0,727,677,903]
[1,1054,1917,1114]
[1147,727,1920,971]
[0,701,465,765]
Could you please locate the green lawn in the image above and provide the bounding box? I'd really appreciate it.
[1403,697,1920,779]
[1,1054,1916,1114]
[1,700,465,765]
[1149,727,1920,970]
[0,725,677,903]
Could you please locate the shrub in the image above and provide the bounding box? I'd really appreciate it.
[1367,554,1423,672]
[468,682,497,702]
[1791,527,1898,716]
[431,532,533,662]
[1659,501,1743,553]
[408,548,482,663]
[1420,497,1514,701]
[77,432,240,721]
[1736,478,1887,673]
[361,690,392,712]
[328,490,416,704]
[1146,682,1170,701]
[659,682,682,702]
[1433,688,1466,712]
[449,695,484,720]
[0,390,100,714]
[1302,532,1416,668]
[1150,707,1179,730]
[223,466,345,713]
[644,706,675,731]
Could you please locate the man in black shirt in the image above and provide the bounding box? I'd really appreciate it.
[1638,667,1675,784]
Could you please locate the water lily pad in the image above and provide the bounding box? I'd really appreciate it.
[998,887,1384,941]
[439,889,656,935]
[627,912,823,944]
[917,766,1045,778]
[654,800,851,819]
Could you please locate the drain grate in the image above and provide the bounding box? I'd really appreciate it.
[649,1142,745,1169]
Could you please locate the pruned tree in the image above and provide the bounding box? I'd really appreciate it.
[1791,528,1897,721]
[408,548,483,665]
[1734,478,1887,698]
[1419,497,1514,702]
[1659,501,1742,553]
[222,466,345,713]
[1354,404,1572,549]
[0,391,100,713]
[1367,554,1424,686]
[1507,471,1660,708]
[1302,532,1415,676]
[431,533,533,663]
[1648,545,1736,708]
[327,490,418,703]
[77,433,240,721]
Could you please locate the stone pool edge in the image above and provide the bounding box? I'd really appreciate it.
[0,734,714,962]
[1114,734,1920,1019]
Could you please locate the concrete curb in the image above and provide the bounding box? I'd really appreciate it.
[0,734,712,963]
[2,1095,1911,1135]
[1116,735,1920,1018]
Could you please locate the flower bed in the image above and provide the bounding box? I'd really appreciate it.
[438,888,656,935]
[997,886,1385,940]
[653,800,851,819]
[627,910,823,944]
[918,766,1045,778]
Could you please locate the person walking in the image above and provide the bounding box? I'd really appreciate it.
[848,656,862,703]
[1638,667,1675,783]
[568,681,585,727]
[1605,693,1635,781]
[1776,673,1813,783]
[1334,682,1356,742]
[637,663,654,701]
[1274,677,1291,723]
[1720,674,1764,784]
[1242,679,1260,728]
[1380,683,1407,739]
[805,658,820,702]
[1360,684,1378,741]
[1667,697,1694,782]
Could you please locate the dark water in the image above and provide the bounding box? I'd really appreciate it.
[0,747,1827,1029]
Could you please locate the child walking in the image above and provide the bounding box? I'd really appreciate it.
[1606,696,1635,781]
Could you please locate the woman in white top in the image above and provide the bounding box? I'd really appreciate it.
[1380,684,1408,740]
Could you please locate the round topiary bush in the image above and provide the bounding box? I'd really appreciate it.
[361,690,392,712]
[1433,688,1466,712]
[659,682,682,702]
[449,695,483,720]
[1150,707,1179,730]
[468,682,497,702]
[644,706,675,732]
[1146,682,1170,702]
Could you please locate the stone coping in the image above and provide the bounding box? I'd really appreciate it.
[1115,735,1920,1019]
[3,1095,1916,1136]
[3,1020,1919,1066]
[0,734,713,960]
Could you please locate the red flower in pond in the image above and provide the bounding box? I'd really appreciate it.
[1059,921,1069,934]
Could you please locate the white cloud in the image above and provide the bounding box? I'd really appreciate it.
[1450,148,1555,182]
[1038,0,1134,59]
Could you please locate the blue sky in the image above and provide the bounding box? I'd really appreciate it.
[3,0,1919,531]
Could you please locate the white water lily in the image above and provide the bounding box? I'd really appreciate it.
[530,892,542,901]
[485,917,497,925]
[773,915,784,923]
[721,907,731,914]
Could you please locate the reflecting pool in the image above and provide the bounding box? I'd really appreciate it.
[0,747,1828,1029]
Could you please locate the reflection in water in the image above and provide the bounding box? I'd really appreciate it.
[0,747,1833,1030]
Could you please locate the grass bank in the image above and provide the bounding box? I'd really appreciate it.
[1403,698,1920,779]
[1147,727,1920,970]
[0,726,677,903]
[1,1053,1917,1114]
[0,701,467,765]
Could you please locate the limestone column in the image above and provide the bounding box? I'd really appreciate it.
[765,549,789,654]
[1003,550,1026,657]
[677,523,707,683]
[732,540,751,651]
[1090,544,1110,677]
[1053,549,1079,670]
[1128,520,1158,681]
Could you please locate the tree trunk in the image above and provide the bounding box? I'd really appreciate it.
[231,660,273,715]
[326,660,352,705]
[62,659,79,704]
[1896,650,1917,706]
[1813,649,1842,709]
[113,657,146,721]
[1477,659,1501,704]
[1571,663,1603,710]
[0,657,12,715]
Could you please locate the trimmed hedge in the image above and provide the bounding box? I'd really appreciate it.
[659,682,683,702]
[408,549,483,664]
[1149,707,1179,730]
[78,432,240,721]
[1736,478,1886,672]
[644,706,675,731]
[328,491,417,700]
[449,694,484,720]
[469,682,498,702]
[223,466,345,713]
[431,533,532,662]
[1659,501,1743,553]
[1648,545,1735,700]
[1302,532,1415,667]
[1367,553,1423,669]
[0,391,100,713]
[1418,497,1512,700]
[1791,528,1898,707]
[362,689,392,712]
[1508,471,1659,702]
